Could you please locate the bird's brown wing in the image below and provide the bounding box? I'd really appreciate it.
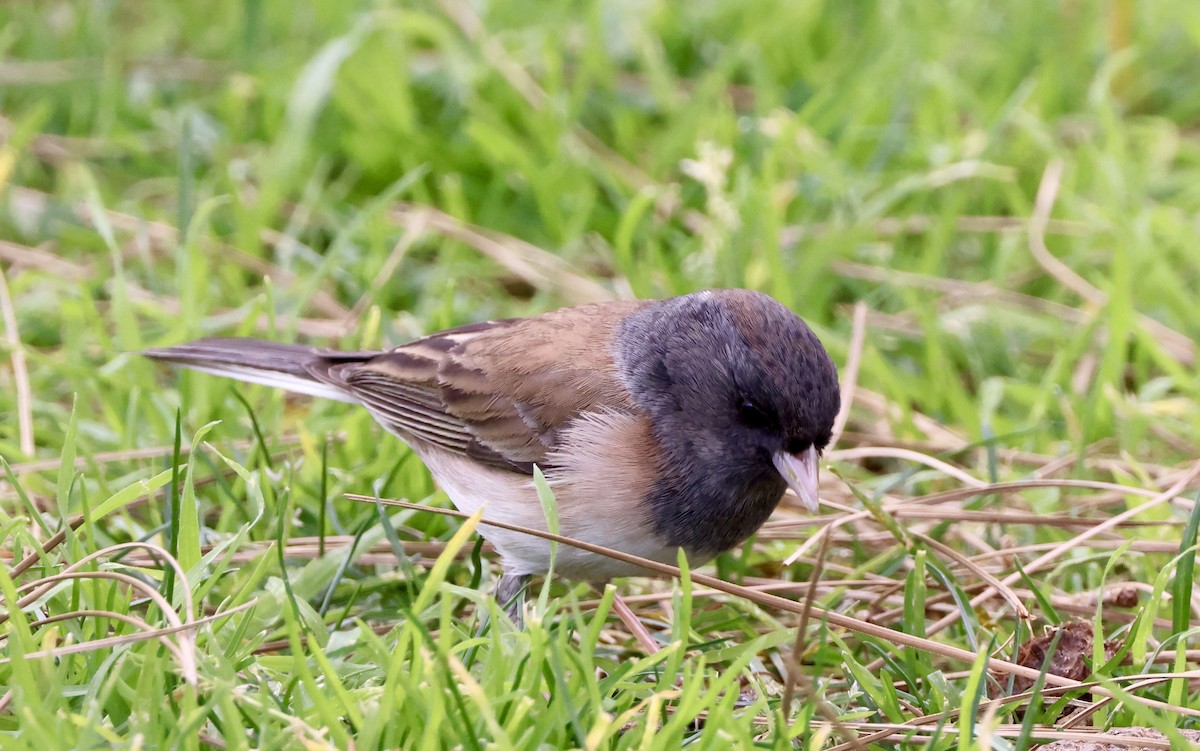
[314,300,650,474]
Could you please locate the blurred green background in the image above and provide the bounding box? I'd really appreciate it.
[2,1,1200,748]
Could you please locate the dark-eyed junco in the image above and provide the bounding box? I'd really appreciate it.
[145,289,840,615]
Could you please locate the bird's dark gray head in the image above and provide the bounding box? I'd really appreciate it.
[614,289,840,555]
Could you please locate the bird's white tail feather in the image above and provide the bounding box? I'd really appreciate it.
[179,363,359,403]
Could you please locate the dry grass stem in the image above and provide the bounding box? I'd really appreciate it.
[922,461,1200,638]
[345,493,1200,718]
[828,301,867,450]
[7,187,349,319]
[436,0,656,192]
[0,263,34,455]
[389,203,614,304]
[781,214,1093,247]
[1028,160,1194,364]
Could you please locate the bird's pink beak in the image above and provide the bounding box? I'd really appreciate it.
[772,445,821,512]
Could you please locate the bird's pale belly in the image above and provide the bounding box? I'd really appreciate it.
[417,445,700,580]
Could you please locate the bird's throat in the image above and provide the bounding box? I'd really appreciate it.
[644,470,787,557]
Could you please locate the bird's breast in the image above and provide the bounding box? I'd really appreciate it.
[417,409,677,579]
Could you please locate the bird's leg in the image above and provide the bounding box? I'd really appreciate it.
[611,593,661,654]
[494,573,530,629]
[470,573,529,653]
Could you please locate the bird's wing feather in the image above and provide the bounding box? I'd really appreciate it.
[311,330,481,457]
[317,301,649,474]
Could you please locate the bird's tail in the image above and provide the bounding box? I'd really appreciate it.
[142,337,376,403]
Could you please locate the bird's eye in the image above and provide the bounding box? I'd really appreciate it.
[737,399,773,429]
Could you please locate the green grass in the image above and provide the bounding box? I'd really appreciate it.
[3,0,1200,748]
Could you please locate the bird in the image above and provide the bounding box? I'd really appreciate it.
[144,289,840,620]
